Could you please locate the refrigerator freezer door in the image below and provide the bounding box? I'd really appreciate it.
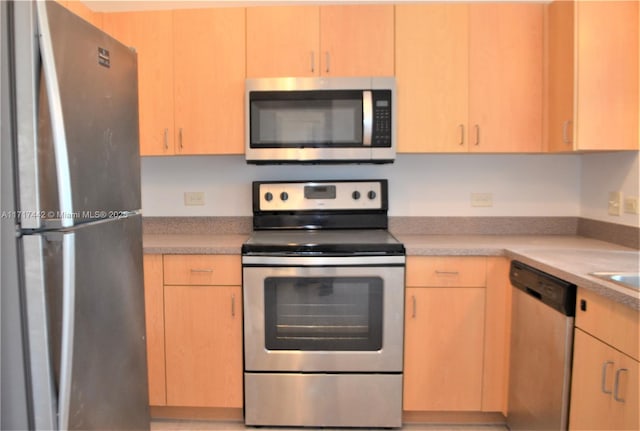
[18,1,141,229]
[22,215,149,430]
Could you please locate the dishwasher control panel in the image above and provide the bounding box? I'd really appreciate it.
[510,260,577,316]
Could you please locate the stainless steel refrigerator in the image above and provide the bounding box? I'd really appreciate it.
[1,1,149,429]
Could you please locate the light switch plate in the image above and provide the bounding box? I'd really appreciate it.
[608,191,622,216]
[184,191,205,206]
[624,196,639,214]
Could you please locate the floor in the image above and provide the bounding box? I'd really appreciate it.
[151,420,508,431]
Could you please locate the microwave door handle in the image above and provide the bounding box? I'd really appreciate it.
[363,90,372,147]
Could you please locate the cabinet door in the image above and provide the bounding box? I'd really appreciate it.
[570,328,639,430]
[546,0,575,152]
[173,8,245,155]
[575,0,639,150]
[570,329,617,430]
[102,11,175,156]
[164,285,243,408]
[614,352,639,431]
[469,4,543,153]
[403,287,485,411]
[246,6,320,78]
[142,254,166,406]
[319,5,394,77]
[396,4,469,153]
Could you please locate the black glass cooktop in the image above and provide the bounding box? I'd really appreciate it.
[242,229,405,256]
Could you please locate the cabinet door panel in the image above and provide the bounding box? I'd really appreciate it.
[142,254,166,406]
[404,287,485,411]
[469,4,543,153]
[173,8,245,155]
[546,0,575,152]
[575,0,639,150]
[246,6,319,78]
[164,285,243,407]
[396,4,469,153]
[319,5,394,76]
[102,11,174,155]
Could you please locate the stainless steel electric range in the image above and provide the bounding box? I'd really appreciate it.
[242,179,405,429]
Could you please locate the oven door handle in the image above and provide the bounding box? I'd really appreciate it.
[242,255,405,266]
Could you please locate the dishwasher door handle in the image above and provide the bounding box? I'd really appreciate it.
[601,361,614,394]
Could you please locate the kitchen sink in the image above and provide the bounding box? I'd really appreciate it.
[590,272,640,290]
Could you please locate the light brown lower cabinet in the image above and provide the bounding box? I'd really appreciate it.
[569,288,639,430]
[403,257,511,413]
[164,284,242,407]
[142,254,242,409]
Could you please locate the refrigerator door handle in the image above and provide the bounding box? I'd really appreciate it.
[35,1,74,228]
[57,232,77,431]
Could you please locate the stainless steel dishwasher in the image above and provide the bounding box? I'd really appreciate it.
[507,260,577,431]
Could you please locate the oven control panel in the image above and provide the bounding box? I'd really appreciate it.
[257,180,385,211]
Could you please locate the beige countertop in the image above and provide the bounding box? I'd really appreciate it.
[143,232,639,309]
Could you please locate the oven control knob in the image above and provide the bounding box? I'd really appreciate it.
[368,190,377,200]
[280,192,289,201]
[264,192,273,202]
[352,191,361,200]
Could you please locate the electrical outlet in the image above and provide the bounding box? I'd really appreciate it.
[608,191,623,216]
[184,192,205,206]
[471,192,493,207]
[624,196,639,214]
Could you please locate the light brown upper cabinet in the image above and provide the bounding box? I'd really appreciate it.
[547,1,639,151]
[173,8,245,155]
[396,4,543,153]
[246,5,394,78]
[103,11,175,156]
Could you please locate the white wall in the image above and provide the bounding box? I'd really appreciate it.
[141,153,582,218]
[581,151,639,227]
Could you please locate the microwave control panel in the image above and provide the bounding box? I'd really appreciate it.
[372,90,392,147]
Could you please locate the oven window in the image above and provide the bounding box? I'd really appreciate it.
[250,91,363,148]
[264,277,383,351]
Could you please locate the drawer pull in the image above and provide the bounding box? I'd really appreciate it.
[411,295,416,319]
[601,361,614,394]
[435,270,460,276]
[613,368,628,402]
[231,294,236,317]
[190,268,213,273]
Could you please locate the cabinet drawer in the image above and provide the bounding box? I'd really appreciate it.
[406,256,486,287]
[163,255,241,286]
[575,287,639,361]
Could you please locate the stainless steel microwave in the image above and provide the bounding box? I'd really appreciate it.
[245,77,396,164]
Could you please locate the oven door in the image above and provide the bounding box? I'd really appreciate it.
[243,256,404,373]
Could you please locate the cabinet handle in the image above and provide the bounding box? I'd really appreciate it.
[613,368,628,402]
[601,361,614,394]
[435,270,460,276]
[190,268,213,273]
[310,51,315,73]
[458,124,465,146]
[163,128,169,150]
[562,120,572,144]
[325,51,330,73]
[474,125,480,146]
[231,294,236,317]
[411,295,416,319]
[178,128,183,150]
